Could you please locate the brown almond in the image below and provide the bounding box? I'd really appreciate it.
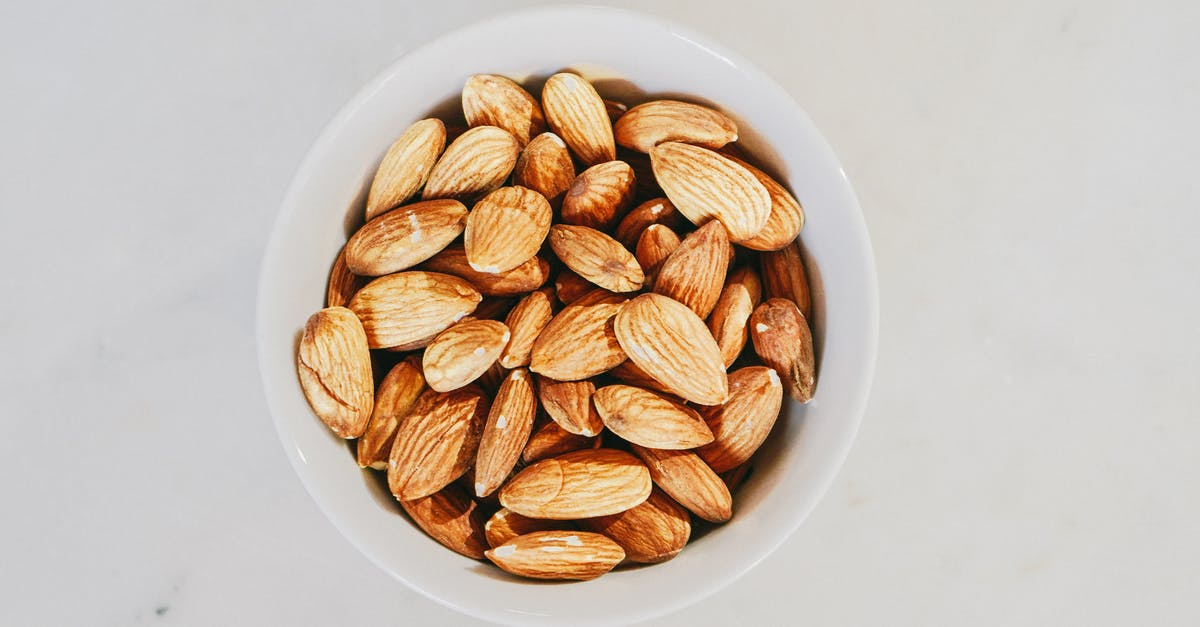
[696,366,783,472]
[614,197,684,248]
[613,293,729,405]
[593,385,714,449]
[462,74,546,146]
[653,219,731,318]
[499,288,556,369]
[535,376,603,437]
[548,224,643,293]
[749,298,816,403]
[603,99,627,122]
[634,224,681,288]
[399,482,489,559]
[512,132,575,208]
[615,100,738,153]
[326,245,367,308]
[348,271,481,349]
[423,245,551,296]
[422,319,510,392]
[296,307,374,438]
[650,142,770,242]
[723,156,805,251]
[708,266,764,368]
[472,296,516,321]
[522,418,599,463]
[560,161,636,231]
[485,508,575,548]
[474,368,537,497]
[631,445,732,523]
[529,289,628,381]
[760,242,812,319]
[541,72,616,166]
[475,360,509,396]
[553,269,593,306]
[422,126,520,201]
[499,448,651,519]
[485,530,624,581]
[579,487,690,564]
[388,387,488,500]
[608,360,674,396]
[344,199,468,276]
[720,463,754,493]
[366,118,446,220]
[357,355,426,469]
[464,186,552,274]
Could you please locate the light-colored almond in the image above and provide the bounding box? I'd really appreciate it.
[614,197,684,248]
[522,419,599,463]
[326,245,367,308]
[535,376,603,437]
[613,293,729,405]
[348,271,481,349]
[422,319,510,392]
[462,74,546,146]
[529,289,628,381]
[631,445,732,523]
[653,219,731,318]
[650,142,770,242]
[593,385,713,449]
[422,126,519,201]
[388,387,487,500]
[553,269,593,305]
[344,199,468,276]
[357,355,426,469]
[708,266,763,368]
[423,245,551,296]
[474,368,537,497]
[723,155,805,251]
[634,224,681,289]
[579,487,690,564]
[696,366,783,472]
[366,118,446,220]
[485,530,624,581]
[485,508,574,548]
[512,132,575,207]
[296,307,374,438]
[541,72,615,166]
[399,482,489,559]
[749,298,816,403]
[615,100,737,153]
[760,242,812,319]
[499,288,555,369]
[560,161,635,231]
[499,448,651,519]
[548,224,643,293]
[464,186,551,274]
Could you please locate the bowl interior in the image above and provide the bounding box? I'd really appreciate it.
[257,6,877,626]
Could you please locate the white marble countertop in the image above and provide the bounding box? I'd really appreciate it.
[2,1,1198,625]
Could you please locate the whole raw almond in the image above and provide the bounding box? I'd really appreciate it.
[464,186,552,274]
[485,508,574,548]
[357,355,426,469]
[635,224,680,288]
[326,245,367,308]
[560,160,635,231]
[499,288,555,369]
[512,132,575,207]
[593,385,714,449]
[548,224,643,293]
[553,269,593,305]
[399,482,489,559]
[613,293,729,405]
[462,74,546,146]
[696,366,783,472]
[541,72,615,166]
[422,126,520,201]
[529,289,628,381]
[388,387,488,500]
[614,197,684,248]
[348,271,481,349]
[652,219,731,318]
[296,307,374,438]
[423,245,551,296]
[535,376,603,437]
[474,368,537,497]
[723,155,805,251]
[522,418,599,463]
[499,448,651,519]
[345,199,468,276]
[485,530,624,581]
[650,142,770,242]
[760,242,812,320]
[631,444,732,523]
[366,118,446,220]
[749,298,816,403]
[579,487,690,564]
[708,266,764,368]
[422,319,510,392]
[614,100,738,153]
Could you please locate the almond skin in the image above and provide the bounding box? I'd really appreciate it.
[604,99,627,122]
[760,242,812,320]
[462,74,546,146]
[388,387,488,500]
[696,366,784,473]
[423,245,551,296]
[499,288,555,369]
[422,126,520,202]
[593,384,714,449]
[708,266,764,368]
[553,269,593,305]
[579,487,691,564]
[613,293,729,405]
[344,199,468,276]
[548,224,644,293]
[399,482,489,559]
[615,100,738,153]
[608,360,675,397]
[296,307,374,438]
[652,219,732,319]
[485,508,575,548]
[614,197,684,248]
[464,186,551,274]
[522,418,599,463]
[422,319,510,392]
[541,72,616,166]
[500,448,651,519]
[512,132,575,208]
[723,155,805,251]
[474,368,537,497]
[485,530,624,581]
[529,289,628,381]
[535,376,603,437]
[326,245,367,308]
[357,355,426,469]
[635,224,681,289]
[750,298,816,403]
[366,118,446,220]
[631,444,732,523]
[650,142,770,242]
[348,271,481,349]
[560,160,636,231]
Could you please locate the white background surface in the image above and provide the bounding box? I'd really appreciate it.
[2,1,1197,625]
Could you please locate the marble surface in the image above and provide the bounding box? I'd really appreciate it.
[2,1,1198,625]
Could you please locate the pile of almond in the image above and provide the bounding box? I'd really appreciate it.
[296,72,815,581]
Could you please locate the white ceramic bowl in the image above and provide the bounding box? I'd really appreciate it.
[257,6,877,625]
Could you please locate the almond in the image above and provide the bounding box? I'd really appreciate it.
[614,197,684,248]
[423,245,551,296]
[749,298,816,403]
[603,99,627,122]
[608,360,675,396]
[541,72,615,166]
[522,418,599,463]
[631,445,732,523]
[579,487,690,564]
[348,271,481,349]
[422,319,510,392]
[464,186,551,274]
[296,307,374,438]
[344,199,468,276]
[485,530,624,581]
[552,269,593,305]
[474,368,537,497]
[723,156,805,251]
[652,219,732,318]
[535,376,603,437]
[635,224,680,288]
[326,245,367,308]
[472,296,517,321]
[485,508,574,548]
[512,132,575,208]
[475,360,509,396]
[548,225,643,293]
[529,289,628,381]
[499,288,555,369]
[696,366,783,472]
[357,355,426,469]
[708,266,763,368]
[615,100,737,153]
[650,142,770,242]
[499,448,651,519]
[422,126,519,201]
[720,463,754,493]
[593,385,714,449]
[388,387,487,500]
[399,482,489,559]
[760,242,812,319]
[366,118,446,220]
[613,293,729,405]
[560,160,635,230]
[462,74,546,146]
